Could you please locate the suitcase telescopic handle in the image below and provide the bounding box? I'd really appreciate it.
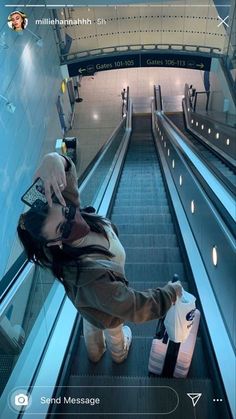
[172,273,179,283]
[154,273,179,339]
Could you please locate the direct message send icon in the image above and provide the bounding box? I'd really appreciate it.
[187,393,202,407]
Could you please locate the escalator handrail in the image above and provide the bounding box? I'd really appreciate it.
[164,109,236,198]
[182,98,236,167]
[159,112,236,224]
[184,83,236,164]
[154,85,163,111]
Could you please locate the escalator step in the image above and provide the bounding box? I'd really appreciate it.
[125,247,181,263]
[118,234,177,247]
[125,263,186,281]
[70,337,208,379]
[119,175,163,182]
[117,183,163,189]
[112,214,172,224]
[112,206,170,215]
[115,191,167,199]
[116,223,175,234]
[113,198,168,205]
[119,176,163,183]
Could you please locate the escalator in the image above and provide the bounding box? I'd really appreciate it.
[167,112,236,190]
[54,115,230,418]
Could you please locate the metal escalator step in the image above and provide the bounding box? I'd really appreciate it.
[116,185,165,192]
[112,214,172,224]
[119,176,163,183]
[121,161,158,166]
[119,175,163,182]
[125,155,156,159]
[116,192,166,202]
[118,234,177,247]
[125,263,186,282]
[129,145,154,149]
[125,158,158,162]
[113,197,168,205]
[116,183,165,189]
[118,181,163,188]
[112,206,170,215]
[69,336,208,379]
[120,165,159,171]
[63,376,219,418]
[116,223,175,234]
[125,248,182,263]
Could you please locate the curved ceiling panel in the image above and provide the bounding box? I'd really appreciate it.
[58,2,227,59]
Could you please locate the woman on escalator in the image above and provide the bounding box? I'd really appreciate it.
[17,152,182,364]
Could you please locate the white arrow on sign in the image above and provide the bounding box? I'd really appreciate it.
[217,15,229,28]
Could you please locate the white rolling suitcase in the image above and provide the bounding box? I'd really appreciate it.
[148,309,200,378]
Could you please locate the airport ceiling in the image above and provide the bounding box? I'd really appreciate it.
[58,1,227,59]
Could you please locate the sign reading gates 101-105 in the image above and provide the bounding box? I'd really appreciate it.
[67,53,211,76]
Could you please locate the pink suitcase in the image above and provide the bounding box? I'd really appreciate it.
[148,309,200,378]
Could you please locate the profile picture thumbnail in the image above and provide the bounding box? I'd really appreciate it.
[8,11,28,31]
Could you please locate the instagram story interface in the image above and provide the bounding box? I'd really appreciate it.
[0,1,235,418]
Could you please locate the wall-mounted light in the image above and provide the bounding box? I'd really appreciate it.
[191,119,194,124]
[212,245,218,266]
[0,94,16,113]
[167,149,170,156]
[61,80,67,93]
[201,124,204,130]
[179,175,183,186]
[191,200,195,213]
[25,28,43,47]
[226,139,230,146]
[164,141,166,148]
[172,159,175,169]
[196,121,199,127]
[216,132,220,139]
[208,128,211,134]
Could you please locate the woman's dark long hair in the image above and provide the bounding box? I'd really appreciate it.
[17,206,114,284]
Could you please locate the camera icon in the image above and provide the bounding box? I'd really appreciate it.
[15,394,29,406]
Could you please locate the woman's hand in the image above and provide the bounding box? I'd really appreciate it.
[34,153,67,207]
[168,280,183,303]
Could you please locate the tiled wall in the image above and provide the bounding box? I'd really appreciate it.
[0,4,70,277]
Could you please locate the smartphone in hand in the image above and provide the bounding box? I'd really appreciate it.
[21,178,49,210]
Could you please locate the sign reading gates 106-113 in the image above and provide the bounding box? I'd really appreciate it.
[67,53,211,76]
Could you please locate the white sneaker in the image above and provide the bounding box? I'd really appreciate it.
[109,325,132,364]
[122,325,132,353]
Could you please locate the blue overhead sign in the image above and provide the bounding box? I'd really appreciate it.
[67,52,211,76]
